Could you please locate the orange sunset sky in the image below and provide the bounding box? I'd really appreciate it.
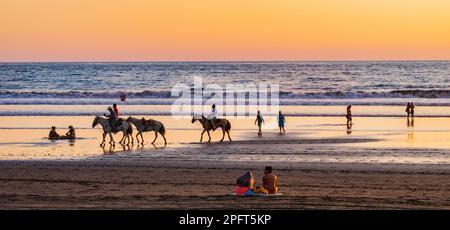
[1,0,450,62]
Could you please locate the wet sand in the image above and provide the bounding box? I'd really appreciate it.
[1,115,450,209]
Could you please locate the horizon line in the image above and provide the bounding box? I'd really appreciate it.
[1,59,450,64]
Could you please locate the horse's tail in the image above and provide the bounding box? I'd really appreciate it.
[159,123,166,135]
[225,120,231,131]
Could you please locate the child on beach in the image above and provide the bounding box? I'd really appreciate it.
[48,126,60,140]
[262,166,278,194]
[278,111,286,134]
[254,110,265,135]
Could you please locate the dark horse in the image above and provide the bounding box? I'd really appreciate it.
[191,115,232,142]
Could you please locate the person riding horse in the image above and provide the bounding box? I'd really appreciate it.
[207,104,218,130]
[104,106,121,132]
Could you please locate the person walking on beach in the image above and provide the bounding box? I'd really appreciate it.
[346,105,352,126]
[255,110,265,135]
[277,111,286,134]
[113,103,119,118]
[207,104,218,130]
[406,102,411,118]
[262,166,278,194]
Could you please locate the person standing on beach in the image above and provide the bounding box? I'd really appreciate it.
[113,103,119,118]
[410,102,415,118]
[255,110,265,135]
[346,105,352,126]
[406,102,411,118]
[277,111,286,134]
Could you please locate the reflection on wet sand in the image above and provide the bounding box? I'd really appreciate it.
[2,115,450,160]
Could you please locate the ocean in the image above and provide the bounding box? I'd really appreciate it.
[1,61,450,116]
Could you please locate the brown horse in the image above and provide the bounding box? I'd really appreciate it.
[191,115,232,142]
[126,116,167,145]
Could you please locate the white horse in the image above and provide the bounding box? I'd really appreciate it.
[126,116,167,145]
[92,116,133,146]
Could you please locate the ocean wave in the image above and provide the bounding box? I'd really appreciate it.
[2,89,450,100]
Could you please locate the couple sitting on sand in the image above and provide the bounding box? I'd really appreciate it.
[235,166,278,196]
[48,126,76,140]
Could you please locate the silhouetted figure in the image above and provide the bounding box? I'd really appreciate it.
[410,102,415,118]
[48,126,60,140]
[406,102,411,118]
[277,111,286,134]
[346,105,352,126]
[255,110,265,135]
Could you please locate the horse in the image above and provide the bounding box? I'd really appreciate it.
[126,116,167,145]
[191,115,232,142]
[92,116,133,146]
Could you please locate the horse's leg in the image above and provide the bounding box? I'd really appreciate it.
[200,130,205,142]
[161,133,167,145]
[220,128,225,142]
[100,132,106,146]
[140,132,145,145]
[109,132,115,146]
[207,130,211,142]
[136,132,140,144]
[120,131,126,144]
[130,133,134,145]
[227,130,232,141]
[151,131,158,144]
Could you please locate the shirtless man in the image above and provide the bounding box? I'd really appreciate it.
[262,166,278,194]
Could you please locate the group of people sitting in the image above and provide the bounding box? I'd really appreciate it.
[235,166,278,196]
[48,125,76,140]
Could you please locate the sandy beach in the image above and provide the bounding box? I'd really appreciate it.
[1,110,450,209]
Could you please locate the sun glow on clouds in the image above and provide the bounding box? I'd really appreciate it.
[1,0,450,61]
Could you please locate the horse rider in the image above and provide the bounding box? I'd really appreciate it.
[104,106,119,131]
[207,104,218,130]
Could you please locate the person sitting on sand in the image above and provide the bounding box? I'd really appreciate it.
[346,105,352,126]
[235,171,268,196]
[255,110,265,135]
[207,104,218,130]
[277,111,286,134]
[65,125,76,139]
[262,166,278,194]
[48,126,60,140]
